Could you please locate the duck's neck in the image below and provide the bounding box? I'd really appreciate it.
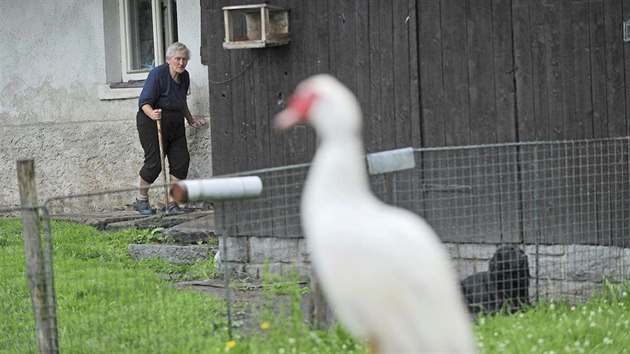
[303,135,371,206]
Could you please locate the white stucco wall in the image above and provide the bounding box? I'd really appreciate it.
[0,0,212,212]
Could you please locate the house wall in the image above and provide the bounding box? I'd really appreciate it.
[0,0,212,212]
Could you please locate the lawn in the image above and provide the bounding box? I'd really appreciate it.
[2,217,630,353]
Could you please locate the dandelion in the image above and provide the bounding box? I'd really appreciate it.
[225,340,236,350]
[571,306,576,311]
[603,337,613,345]
[623,291,627,298]
[288,338,296,346]
[260,321,271,330]
[279,348,286,354]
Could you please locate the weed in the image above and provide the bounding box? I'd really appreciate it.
[132,227,167,244]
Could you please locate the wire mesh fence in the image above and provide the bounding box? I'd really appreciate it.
[2,136,630,351]
[217,136,630,312]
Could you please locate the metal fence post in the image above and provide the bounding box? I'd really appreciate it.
[17,159,57,354]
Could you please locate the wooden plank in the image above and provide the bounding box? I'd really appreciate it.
[406,0,422,214]
[530,8,551,142]
[438,0,473,241]
[558,0,575,140]
[367,0,383,152]
[406,0,421,149]
[230,50,248,173]
[603,0,626,137]
[599,0,626,245]
[355,0,371,151]
[208,0,233,176]
[284,0,308,167]
[571,0,594,139]
[468,0,497,145]
[392,0,411,149]
[418,0,444,148]
[545,0,564,141]
[512,0,536,141]
[379,0,396,151]
[283,0,308,238]
[417,0,448,240]
[491,0,520,243]
[589,0,607,139]
[305,0,328,158]
[441,0,469,146]
[539,1,565,243]
[492,0,516,143]
[329,0,357,90]
[468,0,501,243]
[251,52,273,235]
[625,0,630,137]
[200,0,210,66]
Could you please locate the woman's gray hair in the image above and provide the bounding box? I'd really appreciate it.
[165,42,191,60]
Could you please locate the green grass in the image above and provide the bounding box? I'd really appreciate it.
[2,217,630,353]
[0,218,360,354]
[474,282,630,353]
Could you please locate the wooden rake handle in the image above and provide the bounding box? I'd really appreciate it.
[156,119,169,209]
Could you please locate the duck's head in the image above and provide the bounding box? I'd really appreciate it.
[274,74,362,138]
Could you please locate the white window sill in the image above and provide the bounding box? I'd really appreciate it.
[97,84,142,100]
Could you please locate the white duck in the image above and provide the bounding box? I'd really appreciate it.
[275,74,475,354]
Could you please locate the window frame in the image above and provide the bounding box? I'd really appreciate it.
[118,0,177,82]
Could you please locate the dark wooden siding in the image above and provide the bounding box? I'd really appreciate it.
[204,0,628,169]
[202,0,630,244]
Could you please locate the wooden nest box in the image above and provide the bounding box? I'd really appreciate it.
[222,4,290,49]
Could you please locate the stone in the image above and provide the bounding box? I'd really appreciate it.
[127,244,214,265]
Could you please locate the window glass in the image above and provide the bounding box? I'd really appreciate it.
[120,0,178,81]
[127,0,155,72]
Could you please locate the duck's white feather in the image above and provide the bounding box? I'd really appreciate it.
[278,74,476,353]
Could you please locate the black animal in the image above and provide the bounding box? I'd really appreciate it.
[461,245,531,316]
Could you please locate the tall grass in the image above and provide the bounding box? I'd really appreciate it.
[0,218,359,353]
[2,217,630,353]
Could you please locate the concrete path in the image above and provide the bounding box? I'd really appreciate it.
[51,207,216,264]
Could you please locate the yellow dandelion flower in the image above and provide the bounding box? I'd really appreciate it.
[260,321,270,330]
[226,340,236,349]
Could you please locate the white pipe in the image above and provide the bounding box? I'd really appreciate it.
[170,177,263,203]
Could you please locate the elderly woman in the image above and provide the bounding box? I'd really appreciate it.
[133,42,206,215]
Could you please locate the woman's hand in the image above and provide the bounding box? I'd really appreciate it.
[142,104,161,121]
[188,117,207,127]
[149,108,162,121]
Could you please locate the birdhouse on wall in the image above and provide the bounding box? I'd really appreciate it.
[222,4,290,49]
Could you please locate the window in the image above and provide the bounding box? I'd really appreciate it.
[119,0,178,81]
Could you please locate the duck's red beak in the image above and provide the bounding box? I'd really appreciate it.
[274,105,302,130]
[273,91,318,130]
